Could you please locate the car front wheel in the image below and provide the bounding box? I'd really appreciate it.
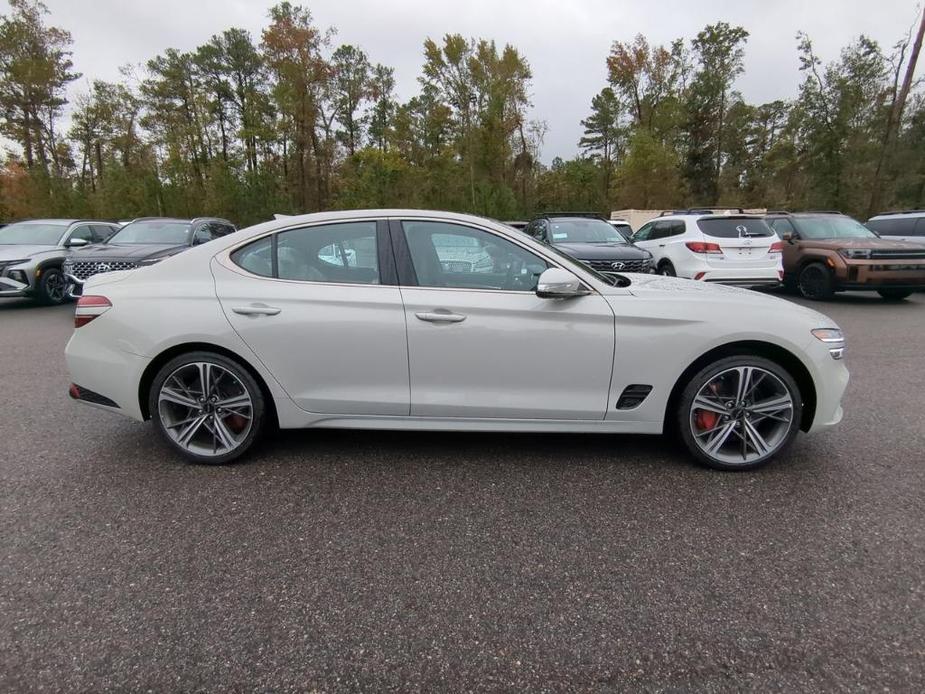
[797,262,835,300]
[677,356,803,471]
[149,351,266,464]
[37,267,68,305]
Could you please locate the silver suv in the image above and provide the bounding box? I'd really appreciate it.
[866,211,925,244]
[0,219,120,304]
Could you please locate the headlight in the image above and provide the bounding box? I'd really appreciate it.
[838,248,871,260]
[0,259,29,272]
[812,328,844,343]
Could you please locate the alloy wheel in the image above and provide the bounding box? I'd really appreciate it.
[157,361,254,457]
[688,365,794,466]
[798,265,831,299]
[44,270,67,303]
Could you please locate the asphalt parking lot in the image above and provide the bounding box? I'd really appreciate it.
[1,292,923,692]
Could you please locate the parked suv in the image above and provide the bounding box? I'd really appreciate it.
[632,210,782,287]
[765,211,925,300]
[64,217,235,296]
[0,219,120,304]
[866,210,925,244]
[524,213,653,276]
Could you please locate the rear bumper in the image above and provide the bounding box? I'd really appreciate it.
[694,267,781,286]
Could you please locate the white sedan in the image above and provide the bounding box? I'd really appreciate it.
[65,210,849,471]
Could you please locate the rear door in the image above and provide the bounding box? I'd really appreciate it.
[213,218,410,416]
[697,217,778,269]
[393,218,615,420]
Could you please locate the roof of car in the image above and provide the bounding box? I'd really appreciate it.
[868,210,925,219]
[531,211,607,220]
[121,216,234,225]
[765,210,846,217]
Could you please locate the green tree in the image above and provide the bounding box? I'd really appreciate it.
[579,87,623,206]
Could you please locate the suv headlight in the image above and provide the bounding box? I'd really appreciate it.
[838,248,871,260]
[0,259,29,272]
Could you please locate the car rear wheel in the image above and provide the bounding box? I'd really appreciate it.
[149,351,266,464]
[677,356,803,471]
[658,261,676,277]
[37,267,68,305]
[797,262,835,300]
[877,289,912,301]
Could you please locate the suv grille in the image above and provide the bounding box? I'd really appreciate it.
[869,249,925,260]
[585,258,652,273]
[68,260,137,280]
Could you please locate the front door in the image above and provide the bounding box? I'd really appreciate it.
[394,219,616,420]
[213,219,410,416]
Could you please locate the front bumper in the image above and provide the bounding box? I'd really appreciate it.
[0,275,31,298]
[835,260,925,289]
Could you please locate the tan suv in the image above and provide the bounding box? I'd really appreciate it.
[765,211,925,300]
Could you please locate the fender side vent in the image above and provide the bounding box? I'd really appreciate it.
[616,384,653,410]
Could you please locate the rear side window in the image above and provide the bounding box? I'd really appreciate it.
[867,217,919,236]
[697,218,773,238]
[231,222,379,284]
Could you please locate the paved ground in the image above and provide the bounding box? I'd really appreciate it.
[1,291,923,692]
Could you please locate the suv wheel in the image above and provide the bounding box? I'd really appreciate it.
[677,356,803,471]
[658,261,676,277]
[877,289,912,301]
[149,351,266,464]
[37,267,68,305]
[797,262,835,300]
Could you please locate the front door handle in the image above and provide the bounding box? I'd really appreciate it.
[232,304,281,316]
[415,311,466,323]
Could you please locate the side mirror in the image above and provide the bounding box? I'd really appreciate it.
[536,268,589,299]
[66,237,88,247]
[781,232,794,243]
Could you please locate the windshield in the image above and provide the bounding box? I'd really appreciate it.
[795,216,878,240]
[549,218,627,245]
[0,222,67,246]
[539,241,626,287]
[109,220,191,244]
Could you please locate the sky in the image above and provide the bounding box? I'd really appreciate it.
[17,0,925,162]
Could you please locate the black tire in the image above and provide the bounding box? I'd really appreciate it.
[37,266,69,305]
[877,289,912,301]
[797,262,835,300]
[676,355,803,472]
[148,351,266,465]
[658,261,676,277]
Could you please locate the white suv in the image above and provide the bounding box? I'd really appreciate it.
[632,211,783,287]
[866,211,925,244]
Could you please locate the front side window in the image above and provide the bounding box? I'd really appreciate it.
[402,221,548,291]
[91,224,118,242]
[68,225,94,242]
[231,222,379,284]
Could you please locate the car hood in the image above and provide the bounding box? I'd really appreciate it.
[796,238,924,250]
[554,242,649,260]
[622,273,833,324]
[65,242,187,261]
[0,244,57,260]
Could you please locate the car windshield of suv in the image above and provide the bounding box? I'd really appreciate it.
[109,220,191,244]
[0,222,67,245]
[549,218,627,244]
[794,216,878,240]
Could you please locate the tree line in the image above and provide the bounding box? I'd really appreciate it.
[1,0,923,227]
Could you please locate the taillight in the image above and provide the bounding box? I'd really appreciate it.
[685,241,723,254]
[75,295,111,328]
[769,241,784,253]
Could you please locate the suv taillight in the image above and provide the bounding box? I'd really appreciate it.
[685,241,723,254]
[769,241,784,253]
[75,295,111,328]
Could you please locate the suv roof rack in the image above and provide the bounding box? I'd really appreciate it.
[533,211,605,219]
[765,210,844,216]
[660,207,747,216]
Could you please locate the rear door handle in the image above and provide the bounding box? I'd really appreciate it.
[232,305,281,316]
[415,311,466,323]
